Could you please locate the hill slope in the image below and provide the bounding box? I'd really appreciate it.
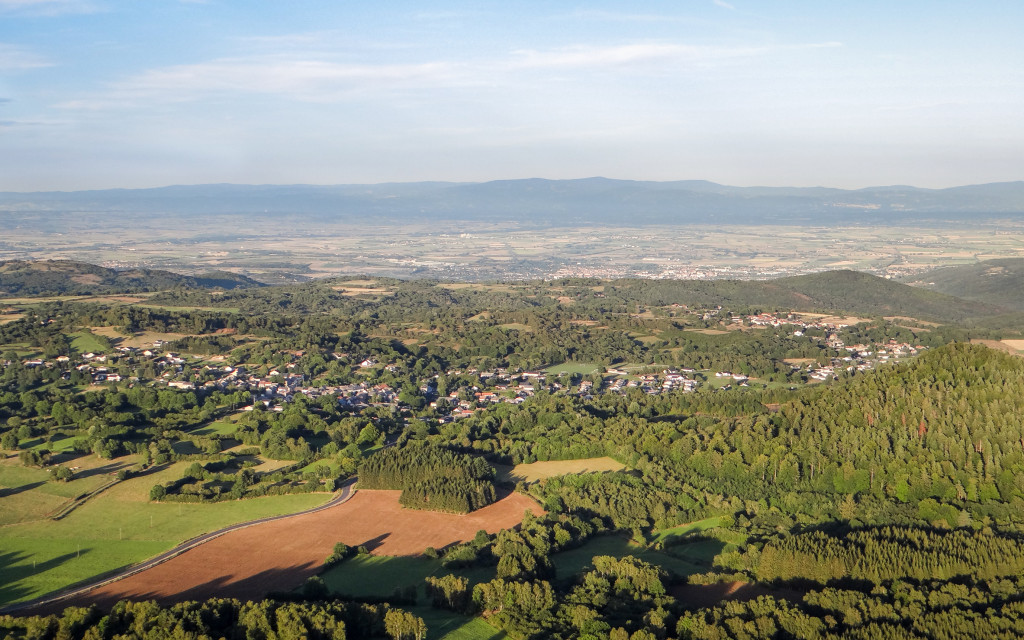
[606,270,1000,323]
[0,260,264,296]
[905,258,1024,311]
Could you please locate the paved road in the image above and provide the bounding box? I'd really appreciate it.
[1,480,357,615]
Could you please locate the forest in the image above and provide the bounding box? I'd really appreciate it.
[3,271,1024,638]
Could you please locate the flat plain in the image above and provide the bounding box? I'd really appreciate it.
[5,217,1024,283]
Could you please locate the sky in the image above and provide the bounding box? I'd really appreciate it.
[0,1,1022,191]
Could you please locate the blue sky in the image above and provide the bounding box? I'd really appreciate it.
[1,1,1021,191]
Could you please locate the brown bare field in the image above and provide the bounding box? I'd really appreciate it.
[334,280,382,287]
[64,490,540,608]
[0,313,24,325]
[792,313,869,325]
[1001,340,1024,352]
[90,327,189,348]
[973,339,1024,356]
[684,328,728,335]
[884,316,942,327]
[497,457,626,484]
[333,287,394,296]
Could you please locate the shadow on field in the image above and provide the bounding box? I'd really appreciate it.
[129,463,169,479]
[0,480,46,498]
[72,461,131,480]
[49,450,88,466]
[0,549,87,609]
[360,533,390,552]
[79,565,323,612]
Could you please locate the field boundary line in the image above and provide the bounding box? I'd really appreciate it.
[1,480,357,615]
[50,477,121,521]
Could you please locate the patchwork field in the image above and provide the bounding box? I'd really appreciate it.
[47,489,541,610]
[0,460,331,606]
[0,454,133,526]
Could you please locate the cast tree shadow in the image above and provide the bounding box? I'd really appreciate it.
[0,548,88,611]
[0,480,46,498]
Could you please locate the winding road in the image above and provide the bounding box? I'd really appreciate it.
[1,480,357,615]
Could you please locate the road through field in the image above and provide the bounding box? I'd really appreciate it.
[4,481,355,615]
[23,487,539,614]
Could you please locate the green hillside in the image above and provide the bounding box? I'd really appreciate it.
[607,269,999,323]
[906,258,1024,311]
[0,260,263,296]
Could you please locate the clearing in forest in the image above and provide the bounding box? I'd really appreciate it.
[497,457,626,484]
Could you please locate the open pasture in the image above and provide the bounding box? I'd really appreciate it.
[496,457,626,484]
[0,454,133,526]
[545,362,602,377]
[0,460,331,606]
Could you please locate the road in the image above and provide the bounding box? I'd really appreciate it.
[1,479,357,615]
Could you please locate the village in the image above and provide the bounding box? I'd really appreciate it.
[10,309,926,426]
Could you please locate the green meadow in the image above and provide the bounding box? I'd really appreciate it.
[0,458,331,605]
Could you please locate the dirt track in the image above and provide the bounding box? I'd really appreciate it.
[61,490,540,610]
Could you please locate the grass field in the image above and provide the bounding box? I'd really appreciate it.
[409,607,506,640]
[498,323,532,332]
[321,555,497,600]
[187,420,238,437]
[649,516,731,545]
[545,362,602,376]
[91,328,188,349]
[322,555,443,598]
[550,535,707,582]
[0,459,332,605]
[299,459,341,475]
[0,455,128,526]
[69,331,110,354]
[495,457,626,484]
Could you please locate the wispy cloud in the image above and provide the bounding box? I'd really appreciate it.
[58,55,470,109]
[713,0,735,10]
[0,43,54,70]
[509,41,838,70]
[55,39,842,110]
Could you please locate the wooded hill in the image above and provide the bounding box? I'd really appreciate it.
[604,269,1002,322]
[0,260,263,296]
[0,258,1010,325]
[907,257,1024,311]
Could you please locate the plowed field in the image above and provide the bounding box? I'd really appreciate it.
[57,489,540,610]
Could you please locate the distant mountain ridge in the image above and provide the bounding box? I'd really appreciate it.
[1,178,1023,227]
[0,260,264,296]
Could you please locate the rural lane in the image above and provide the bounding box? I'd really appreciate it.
[1,479,357,615]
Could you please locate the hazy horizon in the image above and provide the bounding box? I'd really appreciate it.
[1,1,1022,192]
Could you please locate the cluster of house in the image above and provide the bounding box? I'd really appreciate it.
[10,313,928,424]
[796,340,926,381]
